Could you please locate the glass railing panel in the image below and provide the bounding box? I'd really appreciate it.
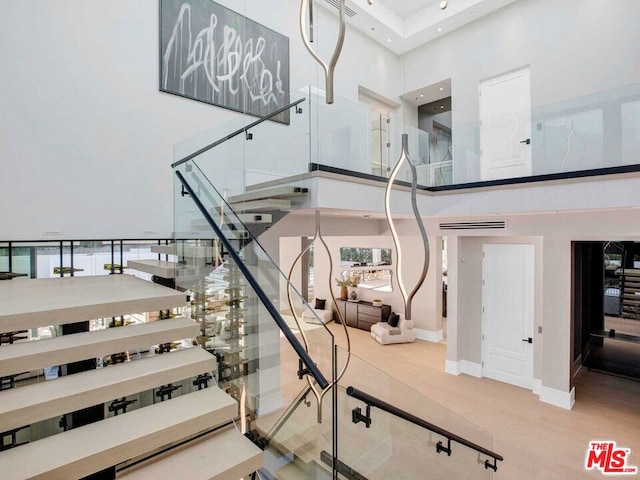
[241,94,310,190]
[173,93,311,203]
[452,83,640,186]
[173,163,338,455]
[306,83,640,189]
[260,385,335,480]
[310,89,372,175]
[333,346,497,479]
[388,117,434,188]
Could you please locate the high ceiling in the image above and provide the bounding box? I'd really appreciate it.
[316,0,520,55]
[376,0,442,19]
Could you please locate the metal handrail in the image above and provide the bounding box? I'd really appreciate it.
[175,170,329,390]
[171,97,306,168]
[346,386,504,471]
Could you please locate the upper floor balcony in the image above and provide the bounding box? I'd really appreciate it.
[172,83,640,220]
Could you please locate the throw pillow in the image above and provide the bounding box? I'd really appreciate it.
[314,298,327,310]
[388,312,400,327]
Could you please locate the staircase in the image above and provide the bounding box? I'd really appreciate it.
[0,275,262,479]
[617,268,640,319]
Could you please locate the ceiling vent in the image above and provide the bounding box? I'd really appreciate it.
[439,221,507,230]
[323,0,358,18]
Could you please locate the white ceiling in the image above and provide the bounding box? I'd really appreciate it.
[316,0,520,55]
[376,0,442,19]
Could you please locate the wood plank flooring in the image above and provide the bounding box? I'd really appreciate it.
[320,323,640,480]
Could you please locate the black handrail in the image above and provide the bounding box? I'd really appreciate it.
[175,170,329,389]
[172,97,306,168]
[346,386,503,470]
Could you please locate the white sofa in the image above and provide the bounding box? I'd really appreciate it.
[302,300,333,325]
[370,314,416,345]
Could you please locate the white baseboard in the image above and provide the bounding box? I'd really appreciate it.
[414,328,443,343]
[540,385,575,410]
[460,360,482,378]
[532,378,542,395]
[445,360,460,375]
[444,360,481,378]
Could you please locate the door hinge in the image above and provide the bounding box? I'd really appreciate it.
[481,361,484,367]
[482,334,484,340]
[482,306,485,313]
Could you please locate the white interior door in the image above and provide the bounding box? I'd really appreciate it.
[480,67,532,180]
[482,243,534,390]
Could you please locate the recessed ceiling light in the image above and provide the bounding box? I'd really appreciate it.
[386,38,392,43]
[437,27,442,32]
[440,0,448,10]
[440,105,445,109]
[439,87,444,91]
[419,94,424,98]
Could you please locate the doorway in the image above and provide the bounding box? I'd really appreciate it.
[358,86,399,177]
[482,243,535,389]
[479,67,532,180]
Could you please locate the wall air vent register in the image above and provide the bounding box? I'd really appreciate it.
[323,0,358,17]
[439,221,507,230]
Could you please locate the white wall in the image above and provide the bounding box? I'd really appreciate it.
[404,0,640,122]
[403,0,640,183]
[0,0,402,240]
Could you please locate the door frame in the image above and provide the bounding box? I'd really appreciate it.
[481,243,535,390]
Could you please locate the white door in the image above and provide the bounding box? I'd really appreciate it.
[482,244,534,390]
[480,67,532,180]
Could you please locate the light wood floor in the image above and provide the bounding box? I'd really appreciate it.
[318,323,640,480]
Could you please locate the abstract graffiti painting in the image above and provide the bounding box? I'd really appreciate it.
[160,0,290,124]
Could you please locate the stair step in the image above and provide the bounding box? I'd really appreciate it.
[0,347,216,432]
[153,244,221,259]
[0,275,185,333]
[618,268,640,277]
[120,429,262,480]
[127,260,179,279]
[0,387,237,480]
[237,213,273,224]
[150,245,176,255]
[0,317,198,377]
[191,220,249,240]
[228,186,308,204]
[227,199,291,212]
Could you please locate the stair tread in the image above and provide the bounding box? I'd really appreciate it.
[120,429,262,480]
[0,347,216,432]
[228,186,307,203]
[227,199,291,212]
[150,245,176,255]
[153,244,220,258]
[0,317,199,377]
[127,259,179,279]
[0,387,237,480]
[0,275,185,333]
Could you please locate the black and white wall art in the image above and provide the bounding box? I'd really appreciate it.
[160,0,290,124]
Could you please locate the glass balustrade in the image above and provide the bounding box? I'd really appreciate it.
[173,159,341,476]
[305,83,640,189]
[332,346,499,479]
